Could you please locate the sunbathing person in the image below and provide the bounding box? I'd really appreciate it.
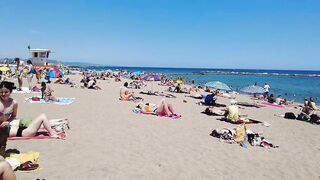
[8,114,66,138]
[136,99,180,117]
[202,107,225,116]
[120,82,136,101]
[41,82,57,102]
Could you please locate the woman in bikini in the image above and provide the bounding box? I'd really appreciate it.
[137,98,180,117]
[0,82,64,145]
[0,81,18,156]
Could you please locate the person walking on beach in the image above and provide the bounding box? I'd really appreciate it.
[25,60,34,90]
[264,83,270,97]
[14,58,24,91]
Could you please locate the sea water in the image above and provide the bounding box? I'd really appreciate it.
[85,66,320,103]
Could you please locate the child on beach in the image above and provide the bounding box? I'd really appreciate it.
[41,82,57,102]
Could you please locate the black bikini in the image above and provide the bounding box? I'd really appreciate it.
[16,127,27,137]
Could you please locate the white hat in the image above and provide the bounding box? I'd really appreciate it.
[230,99,237,105]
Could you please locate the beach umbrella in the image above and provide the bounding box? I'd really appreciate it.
[143,74,160,81]
[205,81,231,91]
[132,71,142,75]
[143,74,161,92]
[0,66,10,72]
[240,85,264,94]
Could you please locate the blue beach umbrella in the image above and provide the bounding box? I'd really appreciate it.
[240,85,264,94]
[205,81,231,91]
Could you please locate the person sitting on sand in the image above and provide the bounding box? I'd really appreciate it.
[203,92,217,106]
[224,100,240,122]
[0,157,16,180]
[120,82,136,101]
[276,95,286,105]
[87,78,102,90]
[8,113,67,138]
[267,94,275,103]
[0,81,18,156]
[136,98,180,117]
[41,82,57,102]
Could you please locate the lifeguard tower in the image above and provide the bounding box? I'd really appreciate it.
[29,49,51,66]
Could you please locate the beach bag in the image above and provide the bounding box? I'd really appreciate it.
[284,112,296,119]
[19,118,33,128]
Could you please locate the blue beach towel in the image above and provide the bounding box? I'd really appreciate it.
[24,96,75,105]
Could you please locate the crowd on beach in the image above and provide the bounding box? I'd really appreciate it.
[0,58,319,179]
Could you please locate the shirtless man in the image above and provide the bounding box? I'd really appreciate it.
[120,82,135,101]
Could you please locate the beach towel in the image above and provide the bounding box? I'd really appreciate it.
[8,131,66,140]
[237,101,265,108]
[261,101,284,108]
[24,96,75,105]
[5,151,40,171]
[13,87,41,94]
[218,117,262,124]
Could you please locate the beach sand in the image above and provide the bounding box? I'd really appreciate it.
[7,75,320,180]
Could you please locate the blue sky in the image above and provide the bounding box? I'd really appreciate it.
[0,0,319,70]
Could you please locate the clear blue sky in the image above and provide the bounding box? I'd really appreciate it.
[0,0,319,70]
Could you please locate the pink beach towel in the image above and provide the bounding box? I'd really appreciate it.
[8,131,66,140]
[261,102,284,108]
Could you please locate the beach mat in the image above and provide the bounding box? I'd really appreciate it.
[8,131,66,140]
[218,117,262,124]
[237,102,265,108]
[24,96,75,105]
[261,101,284,108]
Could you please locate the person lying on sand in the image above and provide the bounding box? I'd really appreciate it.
[8,114,68,138]
[136,98,181,117]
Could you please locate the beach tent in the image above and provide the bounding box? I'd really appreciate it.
[205,81,231,91]
[48,66,64,78]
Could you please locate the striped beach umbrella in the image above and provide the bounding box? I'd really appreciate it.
[143,74,160,81]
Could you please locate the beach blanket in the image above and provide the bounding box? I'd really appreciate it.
[237,101,265,108]
[24,96,75,105]
[218,117,262,124]
[8,131,66,140]
[13,87,41,94]
[132,108,181,120]
[261,101,284,108]
[5,151,40,171]
[139,91,176,98]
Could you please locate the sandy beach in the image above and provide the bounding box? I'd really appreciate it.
[7,75,320,180]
